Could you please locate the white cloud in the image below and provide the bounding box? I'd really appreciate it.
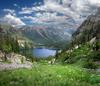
[16,0,100,27]
[22,12,69,24]
[18,0,82,26]
[14,4,18,7]
[19,7,33,14]
[3,9,16,15]
[19,0,100,19]
[13,4,20,9]
[3,14,25,27]
[88,0,100,6]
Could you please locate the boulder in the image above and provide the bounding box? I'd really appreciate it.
[89,37,96,45]
[6,53,26,64]
[74,45,79,49]
[48,58,56,64]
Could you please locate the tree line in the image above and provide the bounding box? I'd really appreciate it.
[0,27,19,53]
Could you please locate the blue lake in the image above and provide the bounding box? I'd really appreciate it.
[32,48,57,58]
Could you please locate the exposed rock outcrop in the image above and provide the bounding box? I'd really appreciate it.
[6,53,26,64]
[0,51,32,71]
[0,51,26,64]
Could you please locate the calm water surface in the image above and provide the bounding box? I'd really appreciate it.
[32,48,57,57]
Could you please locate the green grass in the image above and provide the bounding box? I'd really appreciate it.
[0,63,100,86]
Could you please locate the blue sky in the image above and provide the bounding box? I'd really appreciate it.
[0,0,43,9]
[0,0,100,28]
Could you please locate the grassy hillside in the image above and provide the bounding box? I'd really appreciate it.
[0,63,100,86]
[57,43,100,69]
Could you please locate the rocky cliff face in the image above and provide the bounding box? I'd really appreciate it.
[72,9,100,44]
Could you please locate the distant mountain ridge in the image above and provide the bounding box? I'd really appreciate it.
[0,22,76,49]
[19,25,74,49]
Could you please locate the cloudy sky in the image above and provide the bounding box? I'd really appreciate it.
[0,0,100,27]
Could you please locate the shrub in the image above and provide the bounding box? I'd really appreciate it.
[87,51,100,61]
[83,60,98,69]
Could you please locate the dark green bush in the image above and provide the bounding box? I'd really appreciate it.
[87,51,100,61]
[83,60,98,69]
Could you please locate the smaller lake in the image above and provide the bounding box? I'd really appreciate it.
[32,48,57,58]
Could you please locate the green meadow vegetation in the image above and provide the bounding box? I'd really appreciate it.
[57,43,100,69]
[0,63,100,86]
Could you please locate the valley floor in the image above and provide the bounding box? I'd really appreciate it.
[0,62,100,86]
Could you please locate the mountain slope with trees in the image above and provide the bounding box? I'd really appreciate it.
[72,9,100,45]
[57,9,100,70]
